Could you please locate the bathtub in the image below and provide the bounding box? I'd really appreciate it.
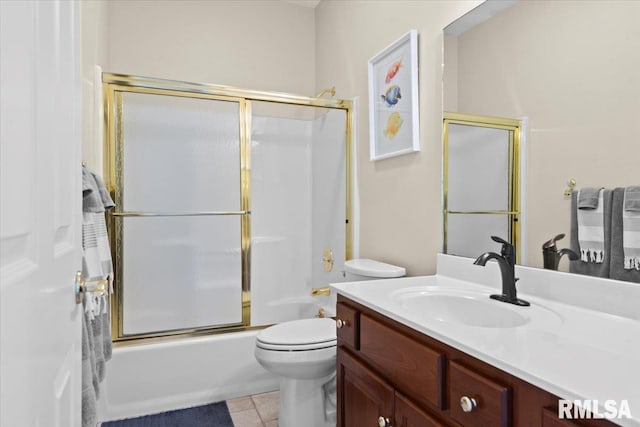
[98,330,278,421]
[98,295,336,422]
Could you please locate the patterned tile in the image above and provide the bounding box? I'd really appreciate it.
[227,396,255,413]
[251,391,280,422]
[230,408,264,427]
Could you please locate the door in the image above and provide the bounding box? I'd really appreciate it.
[443,112,521,261]
[395,392,445,427]
[1,1,82,426]
[337,349,394,427]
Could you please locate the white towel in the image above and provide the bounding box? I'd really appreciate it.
[577,189,605,263]
[623,187,640,270]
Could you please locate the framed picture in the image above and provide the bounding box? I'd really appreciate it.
[368,29,420,161]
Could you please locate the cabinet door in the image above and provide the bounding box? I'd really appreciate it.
[338,348,394,427]
[395,392,446,427]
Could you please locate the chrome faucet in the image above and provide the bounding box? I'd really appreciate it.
[474,236,530,307]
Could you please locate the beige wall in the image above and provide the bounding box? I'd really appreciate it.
[107,0,316,96]
[85,0,483,276]
[448,1,640,268]
[315,1,481,275]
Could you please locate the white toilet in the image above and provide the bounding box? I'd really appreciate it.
[254,259,405,427]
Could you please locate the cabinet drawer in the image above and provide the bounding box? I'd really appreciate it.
[360,314,445,409]
[448,360,511,427]
[336,302,359,349]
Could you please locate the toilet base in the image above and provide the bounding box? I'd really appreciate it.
[279,373,336,427]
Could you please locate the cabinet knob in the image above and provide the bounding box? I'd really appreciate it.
[336,318,349,329]
[460,396,477,413]
[377,416,391,427]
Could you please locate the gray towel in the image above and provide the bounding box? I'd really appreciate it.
[578,187,602,209]
[82,311,98,427]
[624,186,640,212]
[570,189,613,278]
[622,187,640,271]
[81,166,114,427]
[610,188,640,282]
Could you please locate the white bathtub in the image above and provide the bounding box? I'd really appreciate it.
[97,295,336,422]
[98,330,278,422]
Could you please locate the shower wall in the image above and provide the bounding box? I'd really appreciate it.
[250,103,347,325]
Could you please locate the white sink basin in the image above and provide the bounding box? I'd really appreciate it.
[392,288,532,328]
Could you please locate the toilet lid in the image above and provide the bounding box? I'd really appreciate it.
[344,259,406,278]
[256,318,336,350]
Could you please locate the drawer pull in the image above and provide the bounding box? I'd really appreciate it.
[460,396,477,413]
[336,318,350,329]
[377,416,391,427]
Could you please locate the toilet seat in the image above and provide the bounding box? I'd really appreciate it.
[256,318,336,351]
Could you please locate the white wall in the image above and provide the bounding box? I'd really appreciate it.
[81,0,109,171]
[315,1,483,275]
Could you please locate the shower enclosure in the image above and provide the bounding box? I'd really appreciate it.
[102,73,353,342]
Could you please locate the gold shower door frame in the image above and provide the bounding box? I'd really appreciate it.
[443,112,521,263]
[103,73,353,343]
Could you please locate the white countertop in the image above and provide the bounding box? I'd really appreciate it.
[330,254,640,426]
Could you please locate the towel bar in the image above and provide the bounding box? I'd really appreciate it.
[112,210,250,217]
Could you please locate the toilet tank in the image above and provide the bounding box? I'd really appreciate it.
[343,259,406,281]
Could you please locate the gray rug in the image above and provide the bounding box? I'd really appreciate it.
[101,401,234,427]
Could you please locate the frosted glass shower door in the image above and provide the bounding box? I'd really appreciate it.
[116,92,244,337]
[444,114,521,260]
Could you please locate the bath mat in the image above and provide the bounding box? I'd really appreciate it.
[101,401,234,427]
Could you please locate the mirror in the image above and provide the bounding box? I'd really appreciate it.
[443,0,640,270]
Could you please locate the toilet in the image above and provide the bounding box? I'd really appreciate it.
[254,259,405,427]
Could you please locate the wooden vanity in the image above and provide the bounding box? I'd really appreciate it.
[336,295,615,427]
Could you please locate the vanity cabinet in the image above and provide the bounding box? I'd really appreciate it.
[336,296,614,427]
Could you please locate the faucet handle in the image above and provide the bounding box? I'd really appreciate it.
[491,236,509,245]
[542,233,566,250]
[490,236,515,263]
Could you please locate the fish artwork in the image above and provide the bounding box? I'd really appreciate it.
[385,60,402,84]
[383,112,404,139]
[381,85,401,107]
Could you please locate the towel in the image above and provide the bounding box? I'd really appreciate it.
[578,187,602,209]
[623,186,640,270]
[81,166,114,427]
[624,186,640,212]
[577,188,606,263]
[570,189,613,278]
[610,188,640,283]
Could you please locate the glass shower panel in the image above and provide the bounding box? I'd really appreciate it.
[250,102,312,325]
[447,124,510,211]
[121,216,242,335]
[121,92,240,212]
[447,213,509,258]
[311,108,347,290]
[117,92,243,337]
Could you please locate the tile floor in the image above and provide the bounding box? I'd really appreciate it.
[226,391,279,427]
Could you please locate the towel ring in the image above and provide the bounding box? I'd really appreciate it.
[564,179,576,197]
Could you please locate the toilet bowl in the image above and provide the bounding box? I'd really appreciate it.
[254,259,405,427]
[255,318,337,427]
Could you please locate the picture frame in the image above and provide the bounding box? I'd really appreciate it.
[368,29,420,161]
